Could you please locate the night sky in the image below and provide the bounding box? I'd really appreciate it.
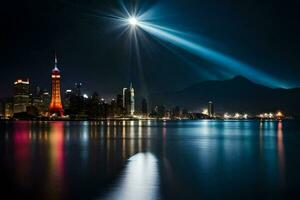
[1,0,300,98]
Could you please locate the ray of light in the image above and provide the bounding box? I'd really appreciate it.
[136,21,289,88]
[101,1,292,88]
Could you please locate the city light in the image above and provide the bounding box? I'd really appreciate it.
[14,79,29,85]
[269,113,274,118]
[276,111,283,118]
[259,114,264,118]
[202,108,208,115]
[234,113,241,119]
[224,113,230,119]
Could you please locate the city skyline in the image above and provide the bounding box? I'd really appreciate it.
[0,62,290,120]
[1,1,300,199]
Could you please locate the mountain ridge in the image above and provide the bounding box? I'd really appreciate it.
[150,75,300,114]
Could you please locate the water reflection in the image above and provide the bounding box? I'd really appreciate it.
[46,122,65,199]
[13,122,31,187]
[277,121,285,187]
[1,121,155,200]
[102,153,159,200]
[0,120,296,200]
[258,120,286,188]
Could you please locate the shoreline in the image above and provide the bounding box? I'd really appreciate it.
[0,118,294,122]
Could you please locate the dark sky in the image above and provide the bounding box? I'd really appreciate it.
[1,0,300,98]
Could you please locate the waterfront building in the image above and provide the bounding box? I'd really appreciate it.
[172,106,181,118]
[110,98,117,117]
[0,98,13,118]
[73,82,82,97]
[116,94,124,116]
[153,105,166,118]
[49,55,64,116]
[40,90,51,115]
[31,96,43,112]
[63,89,73,109]
[208,101,214,117]
[141,98,148,115]
[5,101,13,118]
[123,83,135,116]
[13,78,30,114]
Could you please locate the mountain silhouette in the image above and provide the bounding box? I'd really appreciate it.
[150,76,300,115]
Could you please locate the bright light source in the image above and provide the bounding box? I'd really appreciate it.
[202,108,208,115]
[234,113,240,119]
[224,113,230,119]
[276,111,283,118]
[128,17,138,26]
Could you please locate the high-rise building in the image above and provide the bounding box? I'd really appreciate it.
[116,94,124,116]
[13,78,30,113]
[110,98,117,117]
[123,83,135,116]
[172,106,181,118]
[40,90,51,115]
[31,96,43,113]
[208,101,214,117]
[49,55,64,116]
[63,89,73,109]
[73,82,82,97]
[141,98,148,115]
[153,105,166,118]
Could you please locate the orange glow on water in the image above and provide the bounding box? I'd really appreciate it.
[277,121,285,187]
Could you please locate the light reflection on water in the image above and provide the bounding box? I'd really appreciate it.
[102,153,159,200]
[0,120,299,199]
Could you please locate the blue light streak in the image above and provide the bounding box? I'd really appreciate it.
[108,3,291,88]
[137,22,288,88]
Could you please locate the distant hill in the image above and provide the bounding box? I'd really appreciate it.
[150,75,300,114]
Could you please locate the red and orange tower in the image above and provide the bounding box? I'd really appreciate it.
[49,55,64,116]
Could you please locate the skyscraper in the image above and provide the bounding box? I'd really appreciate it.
[141,98,148,115]
[123,83,135,116]
[172,106,181,118]
[116,94,124,116]
[208,101,214,118]
[63,89,72,110]
[13,78,30,113]
[40,90,51,115]
[49,55,64,116]
[73,82,82,97]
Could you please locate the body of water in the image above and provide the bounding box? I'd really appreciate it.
[1,120,300,199]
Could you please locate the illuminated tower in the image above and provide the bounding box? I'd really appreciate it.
[208,101,214,118]
[49,55,64,116]
[122,82,135,116]
[129,83,135,115]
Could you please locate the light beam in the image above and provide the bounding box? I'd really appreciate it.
[137,21,289,88]
[107,3,291,88]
